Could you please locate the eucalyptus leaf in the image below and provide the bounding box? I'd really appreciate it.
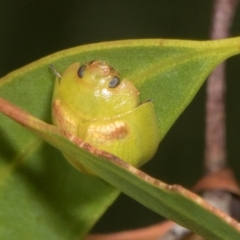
[1,37,240,239]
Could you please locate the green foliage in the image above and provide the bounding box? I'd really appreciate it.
[1,38,240,239]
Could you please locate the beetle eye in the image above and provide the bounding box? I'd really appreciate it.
[78,65,85,78]
[109,76,120,88]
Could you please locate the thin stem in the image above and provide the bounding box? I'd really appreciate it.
[205,0,238,174]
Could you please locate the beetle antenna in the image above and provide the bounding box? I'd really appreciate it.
[138,99,152,106]
[49,64,62,79]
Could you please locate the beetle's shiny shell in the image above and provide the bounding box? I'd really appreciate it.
[52,61,160,175]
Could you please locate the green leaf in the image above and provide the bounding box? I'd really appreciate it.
[0,110,119,239]
[1,98,240,240]
[1,37,240,239]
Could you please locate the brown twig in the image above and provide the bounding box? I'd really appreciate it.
[159,1,239,239]
[205,0,238,174]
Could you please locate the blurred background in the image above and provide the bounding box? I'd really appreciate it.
[1,0,240,233]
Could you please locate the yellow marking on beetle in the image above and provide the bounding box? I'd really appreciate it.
[86,121,128,144]
[52,99,77,134]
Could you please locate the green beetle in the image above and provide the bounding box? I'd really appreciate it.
[51,60,160,175]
